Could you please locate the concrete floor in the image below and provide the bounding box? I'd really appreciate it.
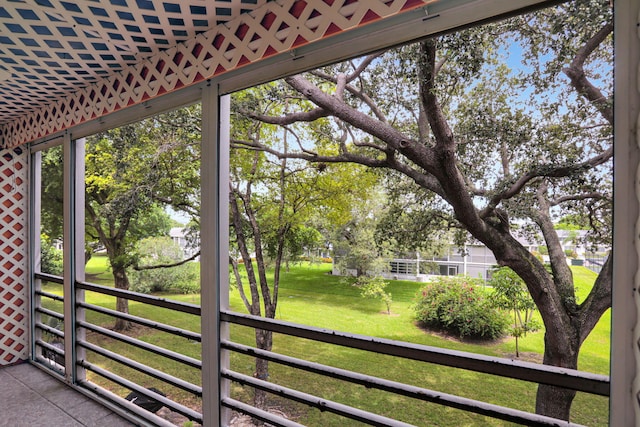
[0,362,137,426]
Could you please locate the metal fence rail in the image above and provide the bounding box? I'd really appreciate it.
[222,398,306,427]
[76,280,201,315]
[221,340,587,427]
[78,320,202,369]
[80,360,203,423]
[30,272,608,426]
[71,279,204,424]
[34,272,64,284]
[221,311,609,396]
[35,289,64,302]
[78,340,203,396]
[78,301,202,342]
[222,369,418,427]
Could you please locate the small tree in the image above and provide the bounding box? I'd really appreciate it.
[489,267,539,357]
[353,275,392,314]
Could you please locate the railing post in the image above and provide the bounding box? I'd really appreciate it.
[74,138,86,382]
[202,83,231,426]
[30,149,43,362]
[612,0,640,425]
[63,134,85,383]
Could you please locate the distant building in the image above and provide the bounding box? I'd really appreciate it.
[333,230,609,282]
[169,227,200,260]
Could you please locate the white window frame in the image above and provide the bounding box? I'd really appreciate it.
[26,0,636,425]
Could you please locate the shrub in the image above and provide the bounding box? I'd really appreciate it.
[413,277,508,340]
[40,234,63,276]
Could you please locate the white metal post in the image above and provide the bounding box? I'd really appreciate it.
[62,134,86,383]
[612,1,640,426]
[30,149,43,361]
[74,138,86,382]
[201,83,231,426]
[62,132,73,381]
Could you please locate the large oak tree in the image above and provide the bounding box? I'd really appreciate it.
[233,1,612,420]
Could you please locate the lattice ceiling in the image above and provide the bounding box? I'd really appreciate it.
[0,0,270,126]
[0,0,434,147]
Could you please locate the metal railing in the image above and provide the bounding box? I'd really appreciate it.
[74,280,204,424]
[33,272,66,373]
[220,311,608,427]
[31,273,609,426]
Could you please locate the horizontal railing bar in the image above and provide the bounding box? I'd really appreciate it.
[35,306,64,321]
[78,301,201,342]
[77,380,177,427]
[34,356,65,375]
[78,320,202,369]
[76,281,201,315]
[222,369,416,427]
[78,340,202,397]
[35,322,64,339]
[36,339,65,357]
[79,361,202,423]
[221,311,609,396]
[222,397,305,427]
[35,289,64,302]
[34,272,64,284]
[222,340,586,427]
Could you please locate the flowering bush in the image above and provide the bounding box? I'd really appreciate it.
[413,277,508,340]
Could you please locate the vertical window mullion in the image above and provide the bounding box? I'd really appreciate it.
[201,84,231,426]
[62,135,85,383]
[30,149,43,362]
[74,138,86,383]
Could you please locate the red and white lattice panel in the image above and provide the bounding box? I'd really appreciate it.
[0,147,28,365]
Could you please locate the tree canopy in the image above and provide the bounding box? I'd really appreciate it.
[232,0,612,420]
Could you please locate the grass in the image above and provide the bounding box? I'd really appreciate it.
[43,255,609,426]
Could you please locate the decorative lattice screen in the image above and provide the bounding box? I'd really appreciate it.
[1,0,428,148]
[0,147,28,365]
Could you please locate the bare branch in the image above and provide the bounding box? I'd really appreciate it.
[229,255,252,313]
[133,250,200,271]
[549,191,607,207]
[346,52,384,82]
[285,74,438,172]
[238,106,329,125]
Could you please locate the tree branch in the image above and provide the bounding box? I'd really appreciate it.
[562,23,613,125]
[238,106,329,125]
[133,250,201,271]
[481,146,612,217]
[310,68,388,122]
[285,74,438,173]
[549,191,607,207]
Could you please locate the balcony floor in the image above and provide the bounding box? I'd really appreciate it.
[0,362,136,426]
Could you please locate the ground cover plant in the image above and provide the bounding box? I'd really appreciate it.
[43,255,609,426]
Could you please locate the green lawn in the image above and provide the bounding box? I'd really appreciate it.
[45,255,609,426]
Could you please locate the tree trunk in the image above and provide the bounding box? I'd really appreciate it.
[535,322,580,419]
[112,264,132,331]
[254,328,273,410]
